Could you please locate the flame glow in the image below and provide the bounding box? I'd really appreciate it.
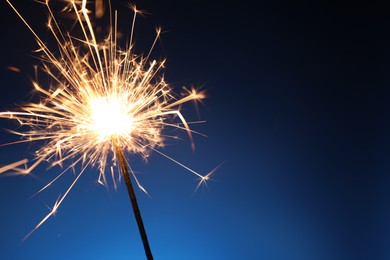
[1,0,216,239]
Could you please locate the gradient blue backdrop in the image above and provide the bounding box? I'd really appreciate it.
[0,1,389,259]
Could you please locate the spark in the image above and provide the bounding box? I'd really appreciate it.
[1,0,215,239]
[6,66,21,73]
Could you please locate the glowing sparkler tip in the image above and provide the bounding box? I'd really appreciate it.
[87,96,134,141]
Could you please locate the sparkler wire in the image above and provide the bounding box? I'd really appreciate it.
[114,137,153,260]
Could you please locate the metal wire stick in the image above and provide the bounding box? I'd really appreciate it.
[114,141,153,260]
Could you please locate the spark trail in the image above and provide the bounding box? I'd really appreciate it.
[1,0,215,244]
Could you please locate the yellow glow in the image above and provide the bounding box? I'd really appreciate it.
[88,96,134,141]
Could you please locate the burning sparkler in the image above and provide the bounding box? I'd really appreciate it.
[1,0,217,258]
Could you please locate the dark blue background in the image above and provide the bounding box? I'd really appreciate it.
[1,1,390,259]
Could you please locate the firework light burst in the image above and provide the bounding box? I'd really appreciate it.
[1,0,218,246]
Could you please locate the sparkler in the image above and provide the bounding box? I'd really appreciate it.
[1,0,216,258]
